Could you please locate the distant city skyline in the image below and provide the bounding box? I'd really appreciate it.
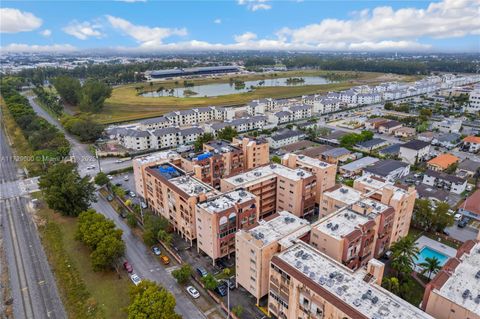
[1,0,479,53]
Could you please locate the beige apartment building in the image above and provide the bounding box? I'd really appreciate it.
[142,162,217,244]
[221,164,316,219]
[235,211,310,303]
[353,175,416,244]
[196,189,259,264]
[133,150,180,199]
[319,185,362,218]
[268,242,434,319]
[282,153,337,205]
[232,136,270,169]
[311,198,395,270]
[421,235,480,319]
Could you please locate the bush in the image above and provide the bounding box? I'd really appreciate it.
[201,274,218,291]
[172,264,192,285]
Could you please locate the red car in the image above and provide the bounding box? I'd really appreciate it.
[123,261,133,273]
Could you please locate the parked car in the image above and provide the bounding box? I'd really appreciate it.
[115,159,122,163]
[123,261,133,273]
[196,267,208,277]
[458,220,468,228]
[454,213,462,221]
[226,279,235,290]
[130,274,141,286]
[141,202,147,209]
[160,255,170,265]
[152,246,161,256]
[107,175,113,180]
[119,210,127,218]
[186,286,200,299]
[129,191,136,197]
[215,282,228,296]
[124,175,129,181]
[115,183,122,187]
[107,195,114,202]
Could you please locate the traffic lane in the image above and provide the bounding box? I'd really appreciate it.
[92,196,206,319]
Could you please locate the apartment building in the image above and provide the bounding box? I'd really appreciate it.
[196,189,259,264]
[421,237,480,319]
[231,136,270,169]
[133,150,180,199]
[221,164,316,219]
[422,170,467,194]
[311,198,395,270]
[268,242,433,319]
[282,153,337,205]
[399,140,431,164]
[235,211,310,303]
[466,84,480,114]
[142,162,217,244]
[353,175,416,245]
[319,185,362,218]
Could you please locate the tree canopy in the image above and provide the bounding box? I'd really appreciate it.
[413,199,454,232]
[94,172,110,186]
[217,126,238,142]
[172,264,192,285]
[39,163,96,216]
[127,280,181,319]
[79,79,112,112]
[53,76,81,105]
[194,133,214,152]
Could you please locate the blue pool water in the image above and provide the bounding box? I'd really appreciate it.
[415,246,449,266]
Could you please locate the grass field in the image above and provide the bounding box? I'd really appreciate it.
[35,196,130,319]
[100,71,417,124]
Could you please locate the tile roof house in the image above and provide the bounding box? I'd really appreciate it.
[427,153,460,171]
[462,136,480,153]
[456,159,480,178]
[458,189,480,220]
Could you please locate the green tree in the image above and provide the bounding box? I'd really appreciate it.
[157,230,173,246]
[382,277,400,295]
[61,115,103,142]
[232,305,244,317]
[76,209,122,250]
[413,199,433,231]
[94,172,110,186]
[217,126,238,142]
[390,236,419,281]
[79,79,112,113]
[39,163,96,216]
[126,213,137,228]
[201,274,218,291]
[271,155,281,164]
[384,102,394,110]
[194,133,214,151]
[172,264,192,285]
[432,202,454,232]
[127,280,181,319]
[90,234,125,271]
[53,76,81,105]
[419,257,442,280]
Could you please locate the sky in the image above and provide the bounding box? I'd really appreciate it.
[0,0,479,53]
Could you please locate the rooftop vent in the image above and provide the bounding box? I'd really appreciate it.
[318,276,326,285]
[270,164,277,169]
[303,265,309,274]
[475,295,480,304]
[309,272,316,279]
[254,171,262,177]
[295,261,302,269]
[301,253,310,261]
[295,249,305,258]
[462,289,471,299]
[331,224,339,231]
[326,279,334,287]
[239,191,247,197]
[475,270,480,279]
[235,177,244,183]
[297,171,305,177]
[326,222,333,229]
[340,188,348,194]
[353,299,361,307]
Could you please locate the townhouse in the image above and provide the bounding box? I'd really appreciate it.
[422,169,467,194]
[399,140,431,164]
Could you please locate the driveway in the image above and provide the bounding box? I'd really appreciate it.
[445,222,479,242]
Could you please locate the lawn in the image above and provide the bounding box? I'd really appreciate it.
[99,71,416,124]
[35,195,131,319]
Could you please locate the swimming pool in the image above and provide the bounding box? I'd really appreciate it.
[415,246,449,266]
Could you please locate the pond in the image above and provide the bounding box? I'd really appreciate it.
[141,76,335,98]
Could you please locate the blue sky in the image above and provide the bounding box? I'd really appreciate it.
[1,0,479,52]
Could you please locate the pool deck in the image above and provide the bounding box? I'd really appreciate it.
[414,236,457,274]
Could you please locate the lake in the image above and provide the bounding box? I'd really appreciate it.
[141,76,335,98]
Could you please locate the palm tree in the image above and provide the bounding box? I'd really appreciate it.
[419,257,442,280]
[390,236,420,279]
[382,277,400,295]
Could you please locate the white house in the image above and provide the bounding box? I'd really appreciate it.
[399,140,431,164]
[422,170,467,194]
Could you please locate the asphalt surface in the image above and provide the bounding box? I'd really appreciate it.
[24,94,206,318]
[0,105,66,319]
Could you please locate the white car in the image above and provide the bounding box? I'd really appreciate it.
[124,176,129,181]
[130,273,142,286]
[129,191,136,197]
[86,165,95,170]
[186,286,200,299]
[115,159,122,163]
[107,175,113,180]
[454,213,462,221]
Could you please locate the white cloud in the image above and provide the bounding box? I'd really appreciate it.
[107,15,187,47]
[281,0,480,45]
[0,8,42,33]
[234,32,257,43]
[2,43,76,53]
[63,20,103,40]
[214,19,222,24]
[237,0,271,11]
[40,29,52,37]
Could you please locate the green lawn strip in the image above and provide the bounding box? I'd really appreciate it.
[35,194,130,319]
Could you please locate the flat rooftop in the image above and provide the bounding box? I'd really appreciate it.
[355,175,389,190]
[247,211,310,247]
[197,189,255,213]
[294,154,333,169]
[169,175,214,197]
[133,150,179,165]
[324,186,362,205]
[274,242,434,319]
[205,140,241,153]
[340,156,379,172]
[223,164,313,187]
[315,209,371,239]
[359,198,390,215]
[436,241,480,315]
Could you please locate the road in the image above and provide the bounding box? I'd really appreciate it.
[26,96,133,176]
[0,106,66,319]
[25,94,207,318]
